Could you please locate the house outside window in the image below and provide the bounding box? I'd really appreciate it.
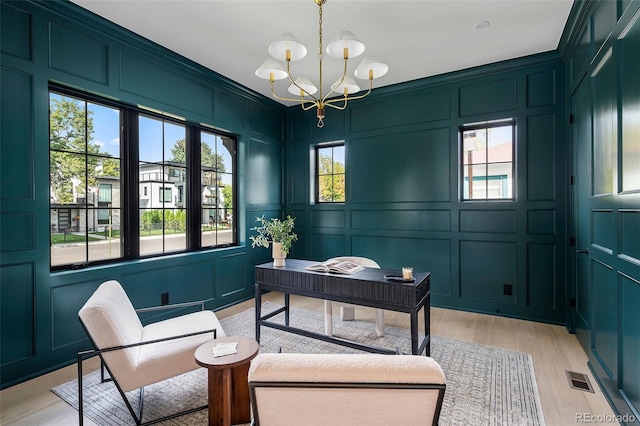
[315,142,345,203]
[461,120,515,200]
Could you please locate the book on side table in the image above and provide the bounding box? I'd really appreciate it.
[305,259,365,274]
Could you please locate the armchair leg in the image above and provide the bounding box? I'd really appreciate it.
[78,353,84,426]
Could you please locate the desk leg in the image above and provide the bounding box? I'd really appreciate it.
[230,362,252,425]
[208,368,231,426]
[410,308,419,355]
[255,284,262,343]
[284,293,290,326]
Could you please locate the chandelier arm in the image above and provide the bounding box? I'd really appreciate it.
[324,79,373,106]
[300,101,321,111]
[323,99,348,111]
[321,57,349,104]
[286,60,320,101]
[269,86,318,106]
[271,81,318,105]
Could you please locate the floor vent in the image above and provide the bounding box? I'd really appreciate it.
[566,370,594,393]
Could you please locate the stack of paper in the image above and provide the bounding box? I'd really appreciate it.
[212,341,238,357]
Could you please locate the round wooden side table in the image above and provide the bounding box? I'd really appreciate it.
[195,336,260,426]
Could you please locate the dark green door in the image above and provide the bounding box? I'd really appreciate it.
[571,79,592,351]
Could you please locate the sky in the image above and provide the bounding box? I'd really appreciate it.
[51,93,232,171]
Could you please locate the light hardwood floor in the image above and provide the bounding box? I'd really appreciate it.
[0,292,617,425]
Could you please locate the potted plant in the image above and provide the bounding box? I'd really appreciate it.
[250,215,298,267]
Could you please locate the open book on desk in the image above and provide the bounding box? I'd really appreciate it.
[305,259,365,275]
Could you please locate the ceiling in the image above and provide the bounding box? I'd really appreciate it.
[70,0,574,106]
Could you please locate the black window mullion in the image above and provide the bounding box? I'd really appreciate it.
[124,108,139,258]
[188,127,201,250]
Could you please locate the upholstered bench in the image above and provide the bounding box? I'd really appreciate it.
[248,352,446,426]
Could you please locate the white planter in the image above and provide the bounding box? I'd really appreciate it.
[272,242,286,267]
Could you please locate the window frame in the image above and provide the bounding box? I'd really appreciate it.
[460,119,516,201]
[49,85,238,271]
[314,141,346,204]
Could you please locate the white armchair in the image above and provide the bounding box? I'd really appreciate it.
[249,352,446,425]
[323,256,385,337]
[77,280,225,425]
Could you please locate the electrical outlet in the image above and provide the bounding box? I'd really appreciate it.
[503,284,513,296]
[161,292,169,305]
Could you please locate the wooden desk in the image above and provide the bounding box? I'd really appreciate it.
[255,259,431,355]
[194,336,260,426]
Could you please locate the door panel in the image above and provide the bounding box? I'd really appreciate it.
[571,79,592,351]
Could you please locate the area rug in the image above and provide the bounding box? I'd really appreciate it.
[53,302,545,425]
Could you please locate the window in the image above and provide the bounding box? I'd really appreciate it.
[49,86,237,270]
[461,120,515,200]
[49,92,123,267]
[201,131,236,247]
[316,143,345,203]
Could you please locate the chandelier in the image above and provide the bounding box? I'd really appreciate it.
[255,0,388,128]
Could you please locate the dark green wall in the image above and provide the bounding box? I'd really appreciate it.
[285,54,569,326]
[561,0,640,422]
[0,0,285,388]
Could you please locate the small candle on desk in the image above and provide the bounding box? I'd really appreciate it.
[402,267,413,281]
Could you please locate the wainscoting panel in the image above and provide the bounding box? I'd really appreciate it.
[527,70,557,107]
[119,50,214,118]
[592,210,615,253]
[218,253,246,298]
[621,273,640,416]
[51,278,105,350]
[527,114,557,201]
[459,210,516,234]
[247,103,284,139]
[460,240,517,304]
[592,259,617,380]
[350,127,451,203]
[289,145,309,206]
[351,209,451,232]
[217,90,244,129]
[247,138,283,205]
[310,233,346,262]
[459,77,517,117]
[527,243,557,310]
[620,10,640,193]
[350,89,451,133]
[311,210,345,229]
[1,2,32,61]
[591,49,617,197]
[49,22,108,84]
[0,212,35,252]
[0,262,35,365]
[619,210,640,264]
[527,209,556,235]
[0,67,34,201]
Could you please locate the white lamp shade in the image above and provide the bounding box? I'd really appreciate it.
[325,31,365,59]
[288,77,318,96]
[354,56,389,80]
[268,33,307,61]
[331,76,360,94]
[255,59,289,80]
